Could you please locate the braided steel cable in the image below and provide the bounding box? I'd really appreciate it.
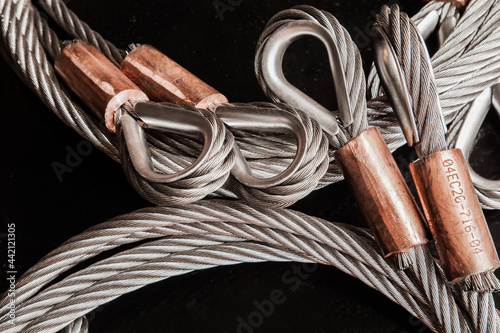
[37,0,124,65]
[367,1,452,99]
[36,0,355,186]
[116,104,237,206]
[368,0,500,123]
[2,1,500,331]
[62,317,88,333]
[32,0,500,208]
[375,4,448,157]
[2,0,331,207]
[221,102,330,208]
[7,0,331,207]
[0,0,120,161]
[254,5,369,184]
[367,0,500,209]
[0,201,497,332]
[375,4,500,292]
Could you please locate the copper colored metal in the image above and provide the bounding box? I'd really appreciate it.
[410,148,500,283]
[120,45,228,108]
[423,0,470,11]
[54,42,148,132]
[334,127,429,257]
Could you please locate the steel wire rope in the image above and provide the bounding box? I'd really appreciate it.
[34,0,352,189]
[254,5,369,187]
[367,0,500,209]
[1,0,330,207]
[5,0,332,207]
[30,0,500,207]
[2,1,500,332]
[1,201,497,332]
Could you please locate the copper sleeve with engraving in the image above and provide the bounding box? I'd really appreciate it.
[120,44,228,108]
[54,42,148,133]
[410,149,500,283]
[334,127,429,257]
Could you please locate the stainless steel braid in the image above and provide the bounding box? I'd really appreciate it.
[375,4,448,157]
[37,0,124,65]
[117,105,237,205]
[222,102,330,208]
[367,0,500,209]
[0,201,497,332]
[2,0,331,208]
[31,0,500,208]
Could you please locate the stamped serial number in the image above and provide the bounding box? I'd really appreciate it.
[443,159,483,255]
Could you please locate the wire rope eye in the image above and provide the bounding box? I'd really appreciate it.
[372,24,420,147]
[455,85,500,191]
[416,4,459,46]
[258,20,353,137]
[213,104,308,189]
[119,101,215,183]
[119,43,315,191]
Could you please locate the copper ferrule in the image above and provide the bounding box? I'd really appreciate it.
[334,127,429,257]
[410,148,500,283]
[120,44,228,108]
[54,42,148,132]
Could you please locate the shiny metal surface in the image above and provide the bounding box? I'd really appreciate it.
[410,149,500,283]
[259,20,352,137]
[437,8,459,46]
[214,105,307,188]
[54,42,148,133]
[120,101,214,183]
[334,127,429,258]
[416,10,440,40]
[416,5,458,45]
[118,42,311,189]
[372,25,419,147]
[121,45,228,109]
[455,85,500,191]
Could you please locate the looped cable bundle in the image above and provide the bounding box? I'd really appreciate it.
[1,0,500,332]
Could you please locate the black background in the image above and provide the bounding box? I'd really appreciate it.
[1,0,500,332]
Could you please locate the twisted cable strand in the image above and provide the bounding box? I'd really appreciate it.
[223,102,330,207]
[3,0,332,207]
[61,316,88,333]
[253,5,368,185]
[0,0,121,161]
[0,202,495,332]
[367,0,500,208]
[117,105,237,205]
[254,5,369,145]
[0,201,429,317]
[376,4,448,157]
[2,1,500,332]
[37,0,124,65]
[14,0,500,208]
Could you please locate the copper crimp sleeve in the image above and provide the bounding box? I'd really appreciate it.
[410,148,500,283]
[54,42,148,133]
[334,127,429,257]
[120,44,228,108]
